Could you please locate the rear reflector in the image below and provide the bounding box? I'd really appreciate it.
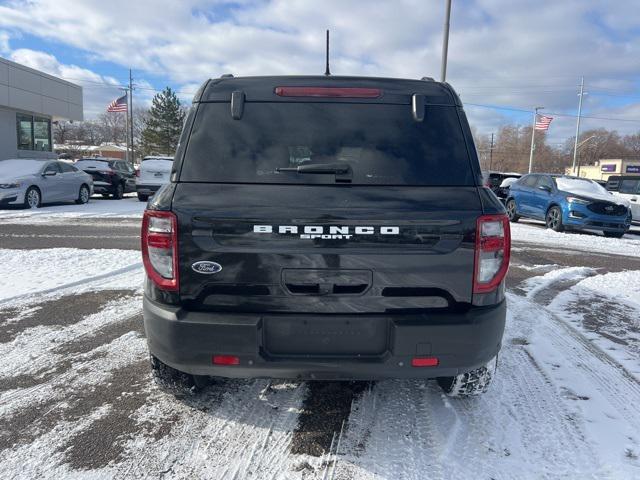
[274,86,382,98]
[473,213,511,294]
[411,357,439,367]
[212,355,240,365]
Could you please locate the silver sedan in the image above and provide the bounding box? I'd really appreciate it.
[0,159,94,209]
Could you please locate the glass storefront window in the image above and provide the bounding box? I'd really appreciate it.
[16,114,52,152]
[17,114,33,150]
[33,117,51,151]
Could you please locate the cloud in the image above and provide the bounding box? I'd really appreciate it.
[0,30,10,54]
[0,0,637,136]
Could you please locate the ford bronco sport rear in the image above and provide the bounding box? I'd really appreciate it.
[142,75,509,396]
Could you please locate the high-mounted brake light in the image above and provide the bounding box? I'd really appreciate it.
[141,210,179,291]
[473,214,511,294]
[274,86,382,98]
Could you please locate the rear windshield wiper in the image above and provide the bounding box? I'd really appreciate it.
[276,163,352,182]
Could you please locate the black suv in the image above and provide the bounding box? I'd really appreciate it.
[142,76,510,397]
[76,157,136,199]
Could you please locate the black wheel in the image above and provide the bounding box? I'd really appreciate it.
[137,193,149,202]
[506,199,520,222]
[112,182,124,199]
[24,186,41,209]
[437,357,497,397]
[545,206,564,232]
[150,355,211,394]
[76,184,90,204]
[603,231,625,239]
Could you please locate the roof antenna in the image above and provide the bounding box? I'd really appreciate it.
[324,29,331,76]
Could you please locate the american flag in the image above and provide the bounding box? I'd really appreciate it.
[534,115,553,131]
[107,94,128,112]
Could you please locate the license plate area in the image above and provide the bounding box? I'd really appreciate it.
[263,316,389,357]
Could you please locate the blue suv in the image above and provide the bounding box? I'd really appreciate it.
[506,174,631,238]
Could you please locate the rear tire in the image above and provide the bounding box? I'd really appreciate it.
[603,231,625,239]
[437,356,497,397]
[506,199,519,222]
[24,186,41,209]
[112,182,124,200]
[545,206,564,232]
[76,184,90,204]
[137,193,149,202]
[150,355,211,394]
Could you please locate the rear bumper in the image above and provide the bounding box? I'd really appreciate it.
[92,181,115,194]
[136,184,163,195]
[143,296,506,380]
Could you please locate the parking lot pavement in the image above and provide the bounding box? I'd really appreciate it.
[0,219,141,250]
[1,218,640,478]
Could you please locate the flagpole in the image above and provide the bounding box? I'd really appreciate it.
[528,106,543,174]
[121,88,130,163]
[129,69,135,165]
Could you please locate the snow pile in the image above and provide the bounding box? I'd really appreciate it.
[0,248,141,303]
[520,266,597,298]
[575,270,640,309]
[511,222,640,257]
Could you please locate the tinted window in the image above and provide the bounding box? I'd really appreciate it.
[537,176,554,190]
[181,102,474,186]
[43,163,61,174]
[59,162,77,173]
[619,179,640,194]
[521,175,538,187]
[76,160,113,170]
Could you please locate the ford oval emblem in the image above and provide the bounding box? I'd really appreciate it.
[192,261,222,274]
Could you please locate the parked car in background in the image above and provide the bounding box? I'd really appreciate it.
[494,177,519,204]
[506,174,631,238]
[75,157,136,199]
[0,159,93,208]
[135,156,173,201]
[482,171,522,193]
[605,175,640,224]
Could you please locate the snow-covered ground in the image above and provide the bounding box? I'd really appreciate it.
[1,222,639,478]
[0,195,145,223]
[511,221,640,257]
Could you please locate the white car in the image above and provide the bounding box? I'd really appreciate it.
[135,156,174,202]
[609,177,640,224]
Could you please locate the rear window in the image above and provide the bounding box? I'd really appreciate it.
[180,102,474,186]
[619,179,640,194]
[76,160,114,170]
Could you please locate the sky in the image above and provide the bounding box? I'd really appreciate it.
[0,0,639,146]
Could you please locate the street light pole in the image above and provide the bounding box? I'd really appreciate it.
[571,76,585,174]
[489,132,494,170]
[440,0,452,82]
[528,106,544,174]
[574,134,597,177]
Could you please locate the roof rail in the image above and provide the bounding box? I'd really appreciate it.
[220,73,234,78]
[421,76,435,82]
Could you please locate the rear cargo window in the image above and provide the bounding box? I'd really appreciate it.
[180,102,474,186]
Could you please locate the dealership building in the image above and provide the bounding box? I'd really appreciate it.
[566,159,640,181]
[0,56,83,161]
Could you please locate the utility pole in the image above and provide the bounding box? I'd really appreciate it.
[129,69,135,165]
[571,76,585,175]
[528,106,544,174]
[489,132,494,170]
[440,0,452,82]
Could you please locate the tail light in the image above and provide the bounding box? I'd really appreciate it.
[141,210,178,291]
[473,214,510,293]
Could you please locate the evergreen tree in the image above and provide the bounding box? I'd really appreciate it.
[140,87,185,156]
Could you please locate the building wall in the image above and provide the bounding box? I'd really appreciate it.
[0,57,83,121]
[0,56,83,161]
[566,159,640,180]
